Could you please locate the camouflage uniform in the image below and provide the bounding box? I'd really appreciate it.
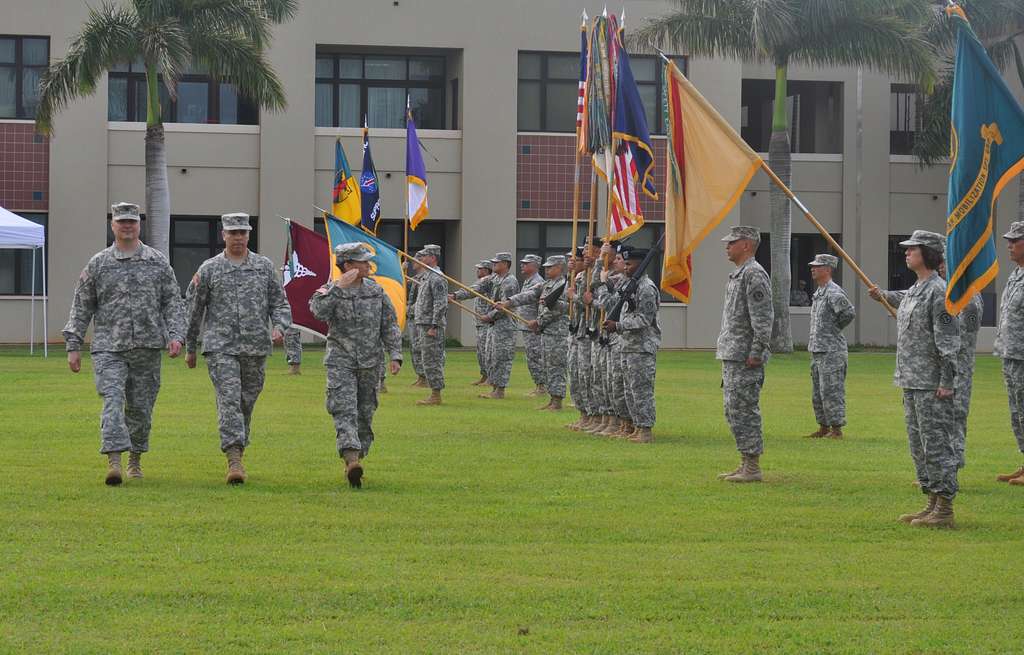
[619,274,661,429]
[954,294,983,467]
[894,270,960,499]
[413,268,449,391]
[717,257,773,455]
[808,278,856,427]
[484,264,521,389]
[995,265,1024,455]
[597,273,629,420]
[407,270,424,377]
[185,250,292,452]
[508,264,569,396]
[310,276,402,458]
[518,267,546,387]
[284,326,302,365]
[568,270,593,415]
[454,267,495,379]
[587,259,609,415]
[64,243,184,454]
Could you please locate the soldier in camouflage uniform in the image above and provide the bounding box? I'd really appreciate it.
[406,257,427,387]
[185,213,292,484]
[868,231,960,527]
[805,254,856,439]
[413,245,448,405]
[452,259,495,385]
[64,202,185,485]
[952,288,983,469]
[596,244,631,437]
[585,245,611,434]
[994,221,1024,484]
[605,247,661,443]
[479,252,521,399]
[566,249,593,430]
[518,254,547,396]
[310,242,402,488]
[716,226,773,483]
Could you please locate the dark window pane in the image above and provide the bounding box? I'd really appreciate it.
[547,54,578,79]
[546,223,571,249]
[108,77,128,120]
[315,56,334,78]
[638,83,658,134]
[172,246,210,293]
[22,67,42,118]
[517,81,540,131]
[518,53,541,79]
[0,39,13,64]
[339,56,362,78]
[410,86,443,129]
[0,251,15,293]
[136,81,149,121]
[543,81,577,132]
[159,82,171,121]
[630,56,656,82]
[0,67,16,118]
[315,82,333,126]
[23,38,48,65]
[177,81,209,123]
[339,83,360,127]
[516,222,540,248]
[364,56,405,80]
[368,86,405,128]
[409,57,443,81]
[174,220,210,245]
[219,84,238,124]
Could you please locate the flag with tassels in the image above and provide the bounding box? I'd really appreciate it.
[576,11,589,153]
[359,121,381,234]
[331,138,361,225]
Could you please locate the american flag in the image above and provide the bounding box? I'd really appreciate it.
[608,145,644,239]
[576,14,588,151]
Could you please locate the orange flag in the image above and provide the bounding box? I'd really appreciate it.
[661,60,763,303]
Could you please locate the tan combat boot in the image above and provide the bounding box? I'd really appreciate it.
[584,416,605,434]
[343,449,363,489]
[225,447,247,485]
[724,455,763,483]
[616,420,635,438]
[599,416,621,435]
[288,363,301,375]
[996,465,1024,482]
[827,426,843,439]
[717,457,745,480]
[479,387,505,399]
[526,385,546,398]
[126,452,143,479]
[547,396,563,411]
[411,375,428,387]
[911,495,955,528]
[416,390,442,406]
[471,374,488,386]
[1008,475,1024,487]
[105,452,123,486]
[629,427,654,444]
[898,494,937,523]
[805,425,829,438]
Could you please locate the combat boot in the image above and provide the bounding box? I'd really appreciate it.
[288,363,301,375]
[616,419,635,438]
[343,449,363,489]
[471,374,488,386]
[585,416,609,434]
[805,425,829,438]
[416,390,442,406]
[911,495,955,528]
[526,385,546,397]
[598,416,620,435]
[717,457,744,480]
[629,427,654,444]
[898,493,937,523]
[126,452,143,479]
[566,416,584,430]
[479,387,505,399]
[547,396,563,411]
[827,426,843,439]
[724,455,763,483]
[411,375,428,387]
[996,465,1024,482]
[1008,475,1024,487]
[105,452,123,486]
[225,447,247,485]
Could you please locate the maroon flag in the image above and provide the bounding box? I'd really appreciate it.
[284,220,330,337]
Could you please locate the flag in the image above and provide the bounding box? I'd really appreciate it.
[944,5,1024,314]
[661,60,763,303]
[324,212,408,330]
[576,12,589,153]
[406,106,429,230]
[360,122,381,234]
[332,138,361,225]
[283,220,330,337]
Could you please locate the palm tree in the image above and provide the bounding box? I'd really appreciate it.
[631,0,935,351]
[34,0,298,257]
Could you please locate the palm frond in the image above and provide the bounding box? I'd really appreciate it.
[911,67,954,166]
[627,8,760,61]
[138,17,191,99]
[188,28,286,111]
[750,0,799,58]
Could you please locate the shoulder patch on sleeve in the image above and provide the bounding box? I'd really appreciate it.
[752,289,766,302]
[940,312,953,325]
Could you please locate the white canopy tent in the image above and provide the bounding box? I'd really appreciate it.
[0,206,47,356]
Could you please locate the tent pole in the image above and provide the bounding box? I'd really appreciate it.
[42,241,47,357]
[30,247,35,355]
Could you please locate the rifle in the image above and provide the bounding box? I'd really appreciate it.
[606,232,666,323]
[542,278,567,310]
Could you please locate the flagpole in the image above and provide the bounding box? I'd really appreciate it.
[570,147,583,322]
[758,160,897,318]
[406,275,486,321]
[583,164,599,326]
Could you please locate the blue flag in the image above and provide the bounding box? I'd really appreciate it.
[359,124,381,234]
[612,42,657,201]
[946,8,1024,314]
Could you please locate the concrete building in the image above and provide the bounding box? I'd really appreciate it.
[0,0,1019,350]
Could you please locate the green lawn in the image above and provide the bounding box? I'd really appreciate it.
[2,347,1024,654]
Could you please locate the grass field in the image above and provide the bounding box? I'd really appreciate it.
[3,346,1024,653]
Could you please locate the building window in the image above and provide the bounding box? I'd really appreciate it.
[0,36,48,119]
[890,83,920,155]
[314,53,447,129]
[108,60,258,124]
[754,232,843,306]
[169,216,259,292]
[0,212,47,294]
[741,80,843,154]
[313,217,447,271]
[517,52,686,134]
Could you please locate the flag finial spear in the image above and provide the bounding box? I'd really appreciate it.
[581,8,588,22]
[602,4,607,17]
[620,6,625,26]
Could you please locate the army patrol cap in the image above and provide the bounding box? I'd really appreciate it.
[493,252,513,263]
[808,254,839,268]
[721,225,760,243]
[543,255,566,267]
[111,202,141,222]
[475,260,493,270]
[899,230,945,255]
[334,241,373,262]
[221,212,252,231]
[1003,221,1024,240]
[420,244,441,257]
[625,248,649,261]
[520,254,542,265]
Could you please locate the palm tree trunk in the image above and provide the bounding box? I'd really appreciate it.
[144,67,170,257]
[769,63,793,353]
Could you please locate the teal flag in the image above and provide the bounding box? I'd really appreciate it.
[946,8,1024,314]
